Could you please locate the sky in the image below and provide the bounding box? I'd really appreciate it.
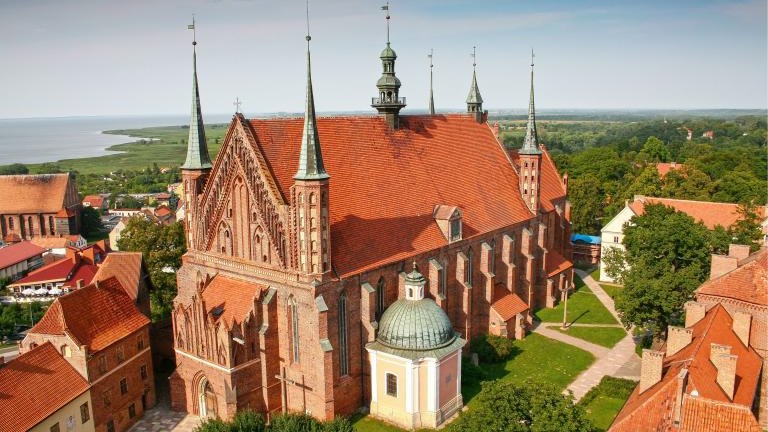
[0,0,765,118]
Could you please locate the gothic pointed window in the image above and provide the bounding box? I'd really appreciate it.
[376,277,386,320]
[289,297,300,363]
[338,293,349,376]
[8,217,13,229]
[466,248,474,286]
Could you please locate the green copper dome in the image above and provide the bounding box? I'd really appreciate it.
[380,43,397,59]
[376,298,456,351]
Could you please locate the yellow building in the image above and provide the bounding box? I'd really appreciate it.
[0,342,94,432]
[366,264,466,429]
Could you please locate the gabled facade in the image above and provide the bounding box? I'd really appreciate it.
[170,26,572,423]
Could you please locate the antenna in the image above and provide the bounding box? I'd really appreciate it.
[381,2,390,44]
[471,46,477,70]
[188,15,197,47]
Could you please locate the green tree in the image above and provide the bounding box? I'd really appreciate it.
[448,380,595,432]
[80,206,104,238]
[568,174,604,234]
[623,165,662,199]
[0,163,29,175]
[117,219,186,321]
[730,205,763,252]
[36,162,64,174]
[639,136,670,162]
[601,246,628,284]
[614,204,713,336]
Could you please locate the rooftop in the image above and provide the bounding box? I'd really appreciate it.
[201,274,265,329]
[93,252,145,301]
[0,241,46,269]
[628,196,760,230]
[0,173,73,214]
[0,342,89,432]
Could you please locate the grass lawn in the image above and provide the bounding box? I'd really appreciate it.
[351,414,407,432]
[553,325,627,348]
[589,266,601,282]
[534,276,618,325]
[600,283,623,300]
[578,376,636,431]
[462,333,595,407]
[24,124,228,175]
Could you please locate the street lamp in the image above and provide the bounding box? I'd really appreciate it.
[561,282,573,330]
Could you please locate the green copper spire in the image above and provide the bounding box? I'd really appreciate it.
[428,49,435,115]
[294,35,329,180]
[466,46,483,114]
[181,19,212,170]
[520,50,542,155]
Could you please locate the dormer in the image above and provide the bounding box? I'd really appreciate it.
[433,205,462,243]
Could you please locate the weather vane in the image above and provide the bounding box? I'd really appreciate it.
[531,48,535,68]
[305,0,311,42]
[428,48,433,69]
[233,97,242,113]
[381,1,390,43]
[471,46,477,70]
[188,15,197,46]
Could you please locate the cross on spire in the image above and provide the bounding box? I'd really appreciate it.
[471,46,477,69]
[233,97,242,113]
[428,49,435,115]
[188,15,197,46]
[381,1,390,44]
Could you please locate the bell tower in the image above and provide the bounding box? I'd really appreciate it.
[519,50,543,214]
[292,33,332,282]
[181,17,213,250]
[371,3,406,129]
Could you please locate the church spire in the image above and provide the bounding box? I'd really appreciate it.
[466,46,483,122]
[520,50,542,155]
[372,2,405,129]
[181,17,212,170]
[428,49,435,115]
[294,34,329,180]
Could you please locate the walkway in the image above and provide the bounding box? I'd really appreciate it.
[535,268,640,401]
[128,407,201,432]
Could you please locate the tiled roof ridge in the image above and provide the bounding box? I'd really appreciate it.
[611,376,679,428]
[643,196,744,208]
[540,146,567,195]
[696,249,767,305]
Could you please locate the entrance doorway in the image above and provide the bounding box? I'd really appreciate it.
[198,377,218,419]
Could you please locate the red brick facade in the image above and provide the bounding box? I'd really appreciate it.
[170,113,572,421]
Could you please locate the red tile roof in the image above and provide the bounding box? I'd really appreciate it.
[697,248,767,307]
[0,241,45,269]
[243,114,563,277]
[9,257,77,285]
[0,174,72,214]
[30,236,70,249]
[656,162,684,177]
[546,249,573,277]
[202,275,265,329]
[491,292,529,321]
[0,342,89,432]
[610,304,762,432]
[678,396,761,432]
[61,263,97,289]
[629,196,745,230]
[28,276,149,352]
[82,194,105,208]
[93,252,144,301]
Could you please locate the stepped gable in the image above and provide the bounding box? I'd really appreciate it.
[201,274,265,329]
[610,304,762,432]
[244,114,539,276]
[0,173,71,214]
[29,276,149,352]
[94,252,145,301]
[0,342,89,432]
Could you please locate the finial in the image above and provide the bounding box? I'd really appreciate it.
[428,48,433,69]
[233,97,242,113]
[412,260,417,272]
[188,15,197,46]
[531,48,535,68]
[471,45,477,69]
[305,0,312,44]
[381,2,390,44]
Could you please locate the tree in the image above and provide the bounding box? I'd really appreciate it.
[614,204,713,336]
[730,205,763,252]
[568,174,604,234]
[0,163,29,175]
[448,380,595,432]
[36,163,64,174]
[601,246,628,284]
[117,219,186,321]
[639,136,670,162]
[80,206,104,238]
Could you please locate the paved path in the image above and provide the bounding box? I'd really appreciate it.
[128,406,201,432]
[535,269,641,401]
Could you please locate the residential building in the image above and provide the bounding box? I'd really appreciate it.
[20,276,156,432]
[570,233,601,266]
[8,242,106,295]
[109,218,129,250]
[30,234,87,256]
[0,342,94,432]
[599,195,765,282]
[0,240,46,280]
[0,173,82,242]
[169,25,572,422]
[655,162,684,177]
[93,251,152,319]
[83,194,109,212]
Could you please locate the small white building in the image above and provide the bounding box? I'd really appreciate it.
[366,264,465,430]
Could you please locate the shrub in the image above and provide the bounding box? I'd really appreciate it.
[469,334,517,363]
[322,417,354,432]
[231,410,265,432]
[195,418,231,432]
[269,413,324,432]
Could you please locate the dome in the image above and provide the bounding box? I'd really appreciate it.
[376,297,456,351]
[376,75,401,87]
[380,43,397,59]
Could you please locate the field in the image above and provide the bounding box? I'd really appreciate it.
[534,276,618,325]
[553,325,627,348]
[26,124,228,175]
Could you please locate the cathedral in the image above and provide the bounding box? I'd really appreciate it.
[169,16,573,426]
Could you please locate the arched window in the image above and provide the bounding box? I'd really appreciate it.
[338,293,349,376]
[27,216,33,236]
[48,216,54,233]
[376,277,385,320]
[8,217,14,230]
[289,297,300,363]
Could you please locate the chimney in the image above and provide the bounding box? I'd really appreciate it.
[710,254,738,280]
[672,368,688,427]
[639,349,664,393]
[728,244,750,261]
[666,326,693,356]
[684,301,706,327]
[492,122,500,139]
[732,311,752,347]
[711,344,737,400]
